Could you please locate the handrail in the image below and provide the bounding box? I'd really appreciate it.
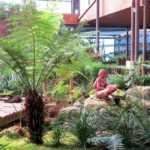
[79,0,96,21]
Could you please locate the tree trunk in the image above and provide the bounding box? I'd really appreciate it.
[25,89,44,144]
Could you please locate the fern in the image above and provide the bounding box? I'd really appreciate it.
[87,134,124,150]
[0,1,91,144]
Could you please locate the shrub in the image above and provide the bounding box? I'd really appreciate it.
[94,101,150,149]
[51,81,69,101]
[84,99,150,149]
[135,75,150,86]
[87,134,124,150]
[70,110,96,149]
[0,75,22,95]
[48,115,66,147]
[108,75,126,89]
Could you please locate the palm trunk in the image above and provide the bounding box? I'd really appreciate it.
[25,89,44,144]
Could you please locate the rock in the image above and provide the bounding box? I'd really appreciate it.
[61,106,80,113]
[84,95,110,109]
[45,103,63,118]
[143,87,150,100]
[126,86,150,101]
[59,106,81,119]
[4,96,22,103]
[73,101,82,108]
[0,125,27,137]
[60,102,82,118]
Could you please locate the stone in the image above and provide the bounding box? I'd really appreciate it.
[61,106,80,113]
[60,95,112,117]
[84,95,110,109]
[59,106,81,119]
[73,101,82,108]
[126,86,150,101]
[4,96,22,103]
[143,87,150,100]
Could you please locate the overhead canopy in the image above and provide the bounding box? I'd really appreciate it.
[80,0,150,28]
[86,6,150,28]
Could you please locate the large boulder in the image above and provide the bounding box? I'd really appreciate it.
[60,101,82,115]
[126,86,150,101]
[84,95,111,109]
[59,105,81,119]
[60,95,114,118]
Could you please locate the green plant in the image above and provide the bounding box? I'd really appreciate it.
[0,144,7,150]
[108,75,126,89]
[114,54,127,65]
[0,1,80,144]
[53,53,114,103]
[70,110,96,149]
[46,115,66,147]
[51,81,69,101]
[0,134,86,150]
[51,127,64,147]
[100,101,150,149]
[135,75,150,86]
[87,134,124,150]
[84,99,150,149]
[0,73,22,94]
[114,102,149,148]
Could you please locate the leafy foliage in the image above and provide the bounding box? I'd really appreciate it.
[134,75,150,86]
[108,75,126,89]
[51,81,69,101]
[0,2,62,144]
[49,116,66,147]
[88,134,124,150]
[0,2,98,144]
[52,54,114,102]
[69,110,96,149]
[0,73,22,94]
[0,134,85,150]
[86,100,150,149]
[0,4,61,90]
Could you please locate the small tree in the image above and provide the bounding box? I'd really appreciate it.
[0,2,83,144]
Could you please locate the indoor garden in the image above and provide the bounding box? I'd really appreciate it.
[0,0,150,150]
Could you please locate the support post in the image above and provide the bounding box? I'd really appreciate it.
[143,0,147,61]
[131,0,135,62]
[96,0,100,54]
[126,28,129,60]
[135,0,140,61]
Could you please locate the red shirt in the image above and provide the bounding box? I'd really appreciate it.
[94,77,107,92]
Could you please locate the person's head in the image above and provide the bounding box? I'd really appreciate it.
[98,69,108,79]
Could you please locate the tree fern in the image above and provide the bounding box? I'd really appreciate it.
[0,2,80,144]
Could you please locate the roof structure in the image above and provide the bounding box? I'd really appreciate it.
[63,14,79,26]
[79,0,150,27]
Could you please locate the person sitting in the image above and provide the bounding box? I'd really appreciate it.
[93,69,117,99]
